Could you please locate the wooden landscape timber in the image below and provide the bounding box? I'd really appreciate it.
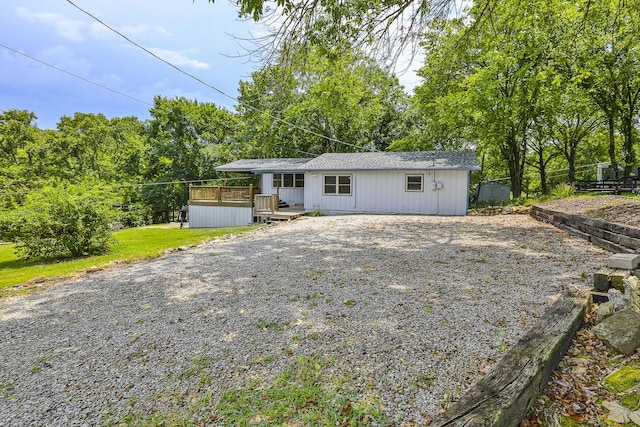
[530,205,640,253]
[431,290,590,427]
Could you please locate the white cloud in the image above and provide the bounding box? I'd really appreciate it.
[122,23,171,37]
[40,45,93,76]
[148,48,210,69]
[15,7,86,42]
[138,79,206,100]
[89,22,113,38]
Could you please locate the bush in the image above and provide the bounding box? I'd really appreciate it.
[550,183,576,199]
[115,203,153,228]
[0,185,116,260]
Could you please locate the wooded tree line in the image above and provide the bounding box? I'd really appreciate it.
[2,0,639,227]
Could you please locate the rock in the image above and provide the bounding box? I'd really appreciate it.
[594,271,611,292]
[608,253,640,270]
[608,288,628,311]
[611,271,630,292]
[593,269,630,292]
[593,309,640,354]
[596,302,616,324]
[623,275,640,312]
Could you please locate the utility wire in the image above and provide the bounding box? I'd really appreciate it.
[0,42,153,107]
[0,176,255,197]
[64,0,372,152]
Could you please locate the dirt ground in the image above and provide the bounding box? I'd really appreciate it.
[523,195,640,426]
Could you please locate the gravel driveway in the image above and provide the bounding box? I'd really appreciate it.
[0,215,609,426]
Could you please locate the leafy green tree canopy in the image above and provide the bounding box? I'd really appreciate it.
[236,48,408,156]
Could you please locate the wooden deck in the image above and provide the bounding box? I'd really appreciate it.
[256,205,306,222]
[189,184,306,224]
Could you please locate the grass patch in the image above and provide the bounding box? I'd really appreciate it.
[0,225,258,292]
[604,363,640,409]
[605,363,640,394]
[251,318,287,332]
[216,356,386,426]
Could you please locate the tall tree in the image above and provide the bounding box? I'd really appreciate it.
[237,48,408,156]
[143,96,238,222]
[577,0,640,174]
[413,0,551,197]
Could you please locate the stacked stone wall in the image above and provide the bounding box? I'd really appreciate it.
[530,205,640,254]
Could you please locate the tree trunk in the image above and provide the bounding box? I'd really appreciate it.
[567,147,577,184]
[621,88,637,176]
[504,132,523,199]
[539,149,549,195]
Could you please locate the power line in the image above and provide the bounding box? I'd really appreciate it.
[0,42,153,107]
[1,40,316,158]
[64,0,372,152]
[0,176,255,197]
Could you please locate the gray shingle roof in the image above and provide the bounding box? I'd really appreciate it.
[303,150,480,171]
[215,151,479,173]
[216,158,312,173]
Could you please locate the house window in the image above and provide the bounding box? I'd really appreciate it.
[324,175,352,195]
[273,173,304,188]
[406,174,424,192]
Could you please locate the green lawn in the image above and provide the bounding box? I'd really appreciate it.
[0,224,258,293]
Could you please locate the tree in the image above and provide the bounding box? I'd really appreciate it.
[547,91,601,184]
[412,0,552,198]
[208,0,460,67]
[142,96,238,222]
[236,48,408,156]
[397,20,476,152]
[577,0,640,175]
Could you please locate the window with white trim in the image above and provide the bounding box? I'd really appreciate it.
[406,174,424,192]
[272,173,304,188]
[324,175,352,195]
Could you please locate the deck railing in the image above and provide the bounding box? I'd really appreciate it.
[254,194,279,214]
[189,184,255,206]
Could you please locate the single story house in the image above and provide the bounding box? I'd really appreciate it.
[188,150,480,227]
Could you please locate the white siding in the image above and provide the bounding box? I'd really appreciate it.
[304,170,470,215]
[261,173,305,206]
[189,205,254,228]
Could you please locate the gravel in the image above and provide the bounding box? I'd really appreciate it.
[0,214,609,426]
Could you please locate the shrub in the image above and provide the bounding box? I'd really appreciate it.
[0,184,116,260]
[115,203,153,228]
[550,183,576,199]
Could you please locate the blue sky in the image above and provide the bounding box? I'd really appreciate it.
[0,0,421,130]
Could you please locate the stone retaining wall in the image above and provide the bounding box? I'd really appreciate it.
[530,205,640,254]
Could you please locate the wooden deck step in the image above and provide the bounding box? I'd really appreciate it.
[268,212,304,222]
